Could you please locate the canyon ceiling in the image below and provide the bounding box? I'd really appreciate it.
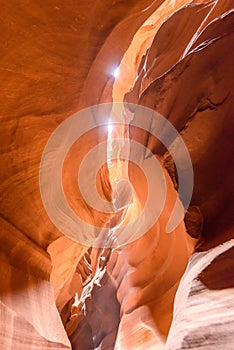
[0,1,233,349]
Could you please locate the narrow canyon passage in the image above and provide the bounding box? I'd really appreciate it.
[0,1,233,349]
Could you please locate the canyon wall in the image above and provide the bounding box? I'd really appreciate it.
[0,1,233,349]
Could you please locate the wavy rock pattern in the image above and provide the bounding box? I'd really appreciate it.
[166,240,234,350]
[0,0,233,349]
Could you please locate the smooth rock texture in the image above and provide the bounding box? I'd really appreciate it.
[0,0,233,349]
[166,239,234,350]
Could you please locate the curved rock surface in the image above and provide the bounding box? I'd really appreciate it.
[0,0,233,349]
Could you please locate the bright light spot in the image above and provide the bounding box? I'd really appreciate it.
[72,292,79,307]
[108,120,113,134]
[113,66,120,78]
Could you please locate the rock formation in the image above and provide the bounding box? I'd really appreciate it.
[0,0,233,349]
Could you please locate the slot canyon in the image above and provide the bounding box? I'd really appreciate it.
[0,0,233,349]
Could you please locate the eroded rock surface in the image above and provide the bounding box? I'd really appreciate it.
[0,0,233,349]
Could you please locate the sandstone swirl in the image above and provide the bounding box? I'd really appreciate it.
[0,1,233,349]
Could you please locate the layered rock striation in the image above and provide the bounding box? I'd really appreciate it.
[0,1,233,349]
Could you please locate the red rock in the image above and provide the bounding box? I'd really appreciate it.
[0,1,233,349]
